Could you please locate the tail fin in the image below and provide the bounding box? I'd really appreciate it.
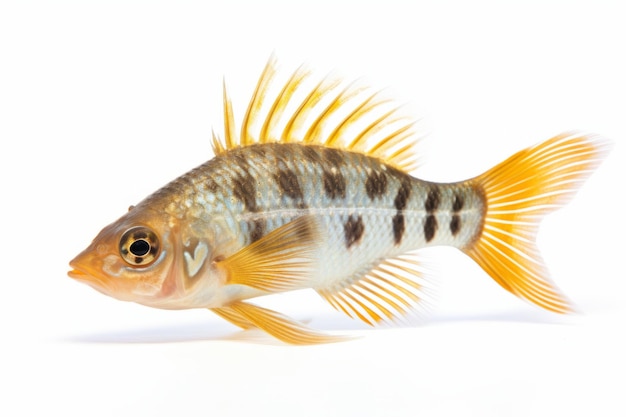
[464,132,611,313]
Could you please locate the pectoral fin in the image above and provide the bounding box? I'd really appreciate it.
[211,301,347,345]
[216,216,320,292]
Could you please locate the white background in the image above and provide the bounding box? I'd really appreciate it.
[1,1,624,416]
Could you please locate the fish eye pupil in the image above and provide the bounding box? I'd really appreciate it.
[120,227,160,266]
[129,239,150,256]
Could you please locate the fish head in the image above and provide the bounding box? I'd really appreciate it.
[68,205,228,309]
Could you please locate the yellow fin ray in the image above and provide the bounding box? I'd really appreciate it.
[211,56,422,172]
[217,216,320,292]
[370,124,420,172]
[211,305,255,330]
[465,132,612,313]
[259,65,310,143]
[213,301,347,345]
[211,128,225,156]
[240,55,278,147]
[318,254,430,326]
[324,91,388,148]
[346,107,402,151]
[302,81,366,145]
[222,78,238,152]
[281,76,342,142]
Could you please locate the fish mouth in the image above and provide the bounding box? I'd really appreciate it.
[68,264,111,294]
[68,259,104,286]
[68,268,89,280]
[68,267,98,285]
[68,258,89,280]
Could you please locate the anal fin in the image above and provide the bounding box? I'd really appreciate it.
[211,301,347,345]
[318,253,431,326]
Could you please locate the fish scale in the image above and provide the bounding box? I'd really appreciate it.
[146,142,484,293]
[69,57,611,344]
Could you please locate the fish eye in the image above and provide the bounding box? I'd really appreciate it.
[119,227,160,266]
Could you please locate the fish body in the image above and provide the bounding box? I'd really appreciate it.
[69,57,610,344]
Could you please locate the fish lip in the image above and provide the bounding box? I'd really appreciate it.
[68,259,100,284]
[68,258,87,279]
[67,268,89,280]
[68,264,109,292]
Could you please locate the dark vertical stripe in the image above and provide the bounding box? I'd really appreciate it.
[450,193,463,236]
[424,215,437,242]
[392,213,405,245]
[344,215,365,248]
[423,186,440,242]
[452,194,464,212]
[425,188,441,212]
[323,170,346,199]
[392,177,412,246]
[232,175,257,212]
[275,168,303,200]
[300,145,323,164]
[230,157,262,243]
[450,215,460,236]
[394,179,412,211]
[322,147,344,168]
[365,170,388,200]
[231,156,258,213]
[249,219,265,243]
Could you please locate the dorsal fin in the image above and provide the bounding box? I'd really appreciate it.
[212,55,422,172]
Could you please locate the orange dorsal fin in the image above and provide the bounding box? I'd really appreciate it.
[211,56,422,172]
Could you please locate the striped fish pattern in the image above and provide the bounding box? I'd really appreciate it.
[69,57,611,344]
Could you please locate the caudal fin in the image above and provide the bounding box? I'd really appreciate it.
[464,132,611,313]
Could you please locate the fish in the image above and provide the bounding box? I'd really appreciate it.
[68,56,611,344]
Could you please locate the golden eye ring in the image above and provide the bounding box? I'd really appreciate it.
[119,227,160,266]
